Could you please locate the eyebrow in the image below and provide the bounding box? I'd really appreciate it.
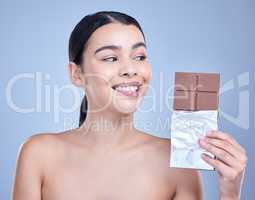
[94,42,146,55]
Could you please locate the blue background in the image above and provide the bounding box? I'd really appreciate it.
[1,0,254,199]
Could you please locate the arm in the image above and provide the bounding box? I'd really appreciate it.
[173,169,203,200]
[199,130,247,200]
[12,135,45,200]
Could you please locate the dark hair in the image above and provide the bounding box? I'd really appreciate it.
[68,11,146,127]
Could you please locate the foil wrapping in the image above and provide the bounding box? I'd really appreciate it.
[170,110,218,170]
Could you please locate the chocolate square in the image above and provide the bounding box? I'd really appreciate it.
[173,90,196,111]
[197,73,220,92]
[174,72,197,91]
[196,92,218,110]
[173,72,220,111]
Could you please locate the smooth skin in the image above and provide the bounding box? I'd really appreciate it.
[12,23,247,200]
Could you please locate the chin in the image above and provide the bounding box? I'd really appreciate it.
[112,101,140,114]
[109,88,144,113]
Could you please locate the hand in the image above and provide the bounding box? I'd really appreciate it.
[199,130,247,200]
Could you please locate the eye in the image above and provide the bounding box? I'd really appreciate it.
[102,57,118,62]
[134,55,147,61]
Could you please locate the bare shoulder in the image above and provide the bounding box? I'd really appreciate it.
[19,133,54,158]
[135,130,203,199]
[15,133,58,174]
[134,129,171,155]
[12,131,74,199]
[133,129,173,172]
[18,130,74,162]
[20,131,65,151]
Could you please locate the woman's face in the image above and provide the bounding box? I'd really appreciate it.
[80,22,152,114]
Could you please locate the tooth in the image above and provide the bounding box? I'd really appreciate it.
[114,85,139,92]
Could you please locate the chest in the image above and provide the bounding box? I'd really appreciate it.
[42,152,175,200]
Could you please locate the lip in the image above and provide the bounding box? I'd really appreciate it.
[111,81,142,89]
[111,81,143,97]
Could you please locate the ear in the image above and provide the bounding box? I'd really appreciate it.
[67,62,85,87]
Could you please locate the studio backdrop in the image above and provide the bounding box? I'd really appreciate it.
[0,0,254,199]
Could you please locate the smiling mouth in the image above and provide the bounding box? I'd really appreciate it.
[111,82,142,97]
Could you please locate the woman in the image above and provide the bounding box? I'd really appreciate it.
[12,11,247,200]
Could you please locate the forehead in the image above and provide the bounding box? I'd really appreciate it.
[86,23,145,50]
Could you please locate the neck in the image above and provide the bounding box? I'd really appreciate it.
[77,108,136,152]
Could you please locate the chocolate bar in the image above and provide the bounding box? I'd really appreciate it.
[173,72,220,111]
[170,72,220,170]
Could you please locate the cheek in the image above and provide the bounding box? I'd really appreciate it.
[86,59,117,82]
[85,72,112,96]
[83,63,116,106]
[140,63,152,83]
[85,76,113,109]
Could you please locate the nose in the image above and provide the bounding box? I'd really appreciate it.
[119,65,138,78]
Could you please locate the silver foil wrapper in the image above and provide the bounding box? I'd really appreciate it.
[169,110,218,170]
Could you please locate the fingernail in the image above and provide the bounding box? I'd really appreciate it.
[201,153,208,159]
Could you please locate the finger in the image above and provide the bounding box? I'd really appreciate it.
[199,139,238,168]
[203,137,245,162]
[206,130,245,153]
[201,153,238,180]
